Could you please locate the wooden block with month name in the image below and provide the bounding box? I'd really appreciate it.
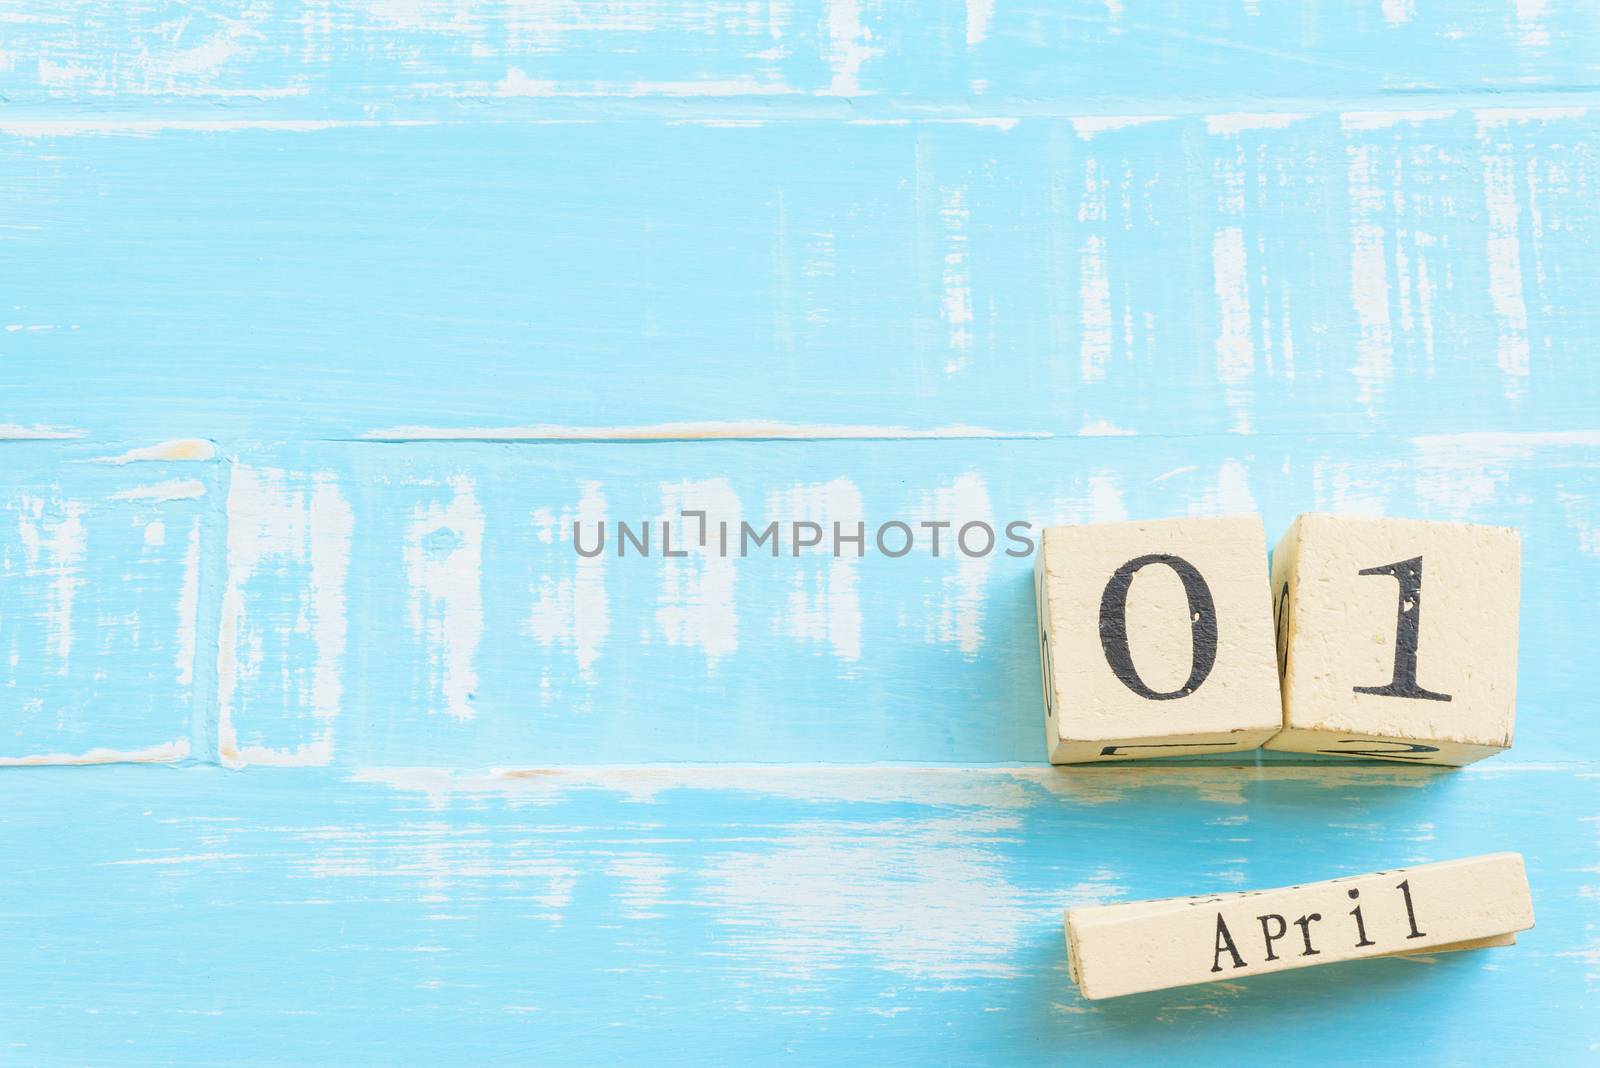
[1065,853,1534,1000]
[1034,516,1282,763]
[1267,514,1521,765]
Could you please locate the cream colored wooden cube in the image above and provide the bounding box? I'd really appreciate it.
[1267,514,1521,766]
[1034,516,1282,763]
[1064,852,1533,1000]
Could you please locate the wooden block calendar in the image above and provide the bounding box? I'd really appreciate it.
[1036,513,1523,765]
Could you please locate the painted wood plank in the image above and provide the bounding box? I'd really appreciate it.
[4,107,1597,441]
[2,1,1595,114]
[0,763,1592,1064]
[11,430,1597,769]
[207,433,1599,767]
[0,440,218,764]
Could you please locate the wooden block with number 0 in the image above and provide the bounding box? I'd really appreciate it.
[1034,516,1282,763]
[1267,514,1521,765]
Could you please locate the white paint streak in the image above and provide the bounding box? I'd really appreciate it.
[665,118,768,128]
[110,478,207,503]
[1150,465,1197,485]
[1076,153,1113,384]
[1211,225,1253,434]
[626,78,788,97]
[528,482,609,681]
[0,738,189,766]
[1053,472,1128,526]
[1413,430,1600,451]
[1070,115,1171,139]
[657,479,740,663]
[216,466,353,767]
[216,467,287,766]
[358,766,1033,809]
[1081,476,1132,524]
[1482,148,1530,393]
[495,67,557,97]
[1078,420,1136,437]
[1339,110,1453,132]
[1204,112,1307,135]
[1079,235,1112,382]
[232,738,335,767]
[1513,0,1550,48]
[932,117,1019,130]
[1381,0,1415,26]
[1309,461,1392,517]
[310,478,354,721]
[1409,432,1566,515]
[356,763,1458,811]
[769,478,864,662]
[703,812,1035,980]
[0,119,437,136]
[1474,106,1586,132]
[824,0,879,96]
[607,855,674,920]
[1346,144,1393,411]
[362,422,1049,441]
[12,495,86,670]
[1413,229,1437,364]
[299,827,579,921]
[918,474,993,656]
[404,477,485,722]
[0,424,83,440]
[495,67,790,98]
[176,518,201,688]
[103,852,244,866]
[966,0,994,45]
[1213,461,1257,515]
[91,439,216,464]
[941,186,974,372]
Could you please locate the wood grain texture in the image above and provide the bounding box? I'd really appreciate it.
[4,1,1596,113]
[3,1,1599,1062]
[29,433,1585,768]
[0,764,1594,1064]
[3,109,1598,439]
[0,441,218,764]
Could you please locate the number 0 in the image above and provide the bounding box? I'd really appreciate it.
[1098,554,1218,700]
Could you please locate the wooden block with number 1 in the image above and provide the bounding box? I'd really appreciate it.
[1267,513,1521,765]
[1035,516,1282,763]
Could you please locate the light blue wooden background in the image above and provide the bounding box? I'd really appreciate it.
[3,2,1598,1063]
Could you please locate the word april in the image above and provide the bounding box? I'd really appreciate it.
[1211,880,1425,972]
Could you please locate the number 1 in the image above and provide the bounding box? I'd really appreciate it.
[1353,556,1452,703]
[1396,879,1427,939]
